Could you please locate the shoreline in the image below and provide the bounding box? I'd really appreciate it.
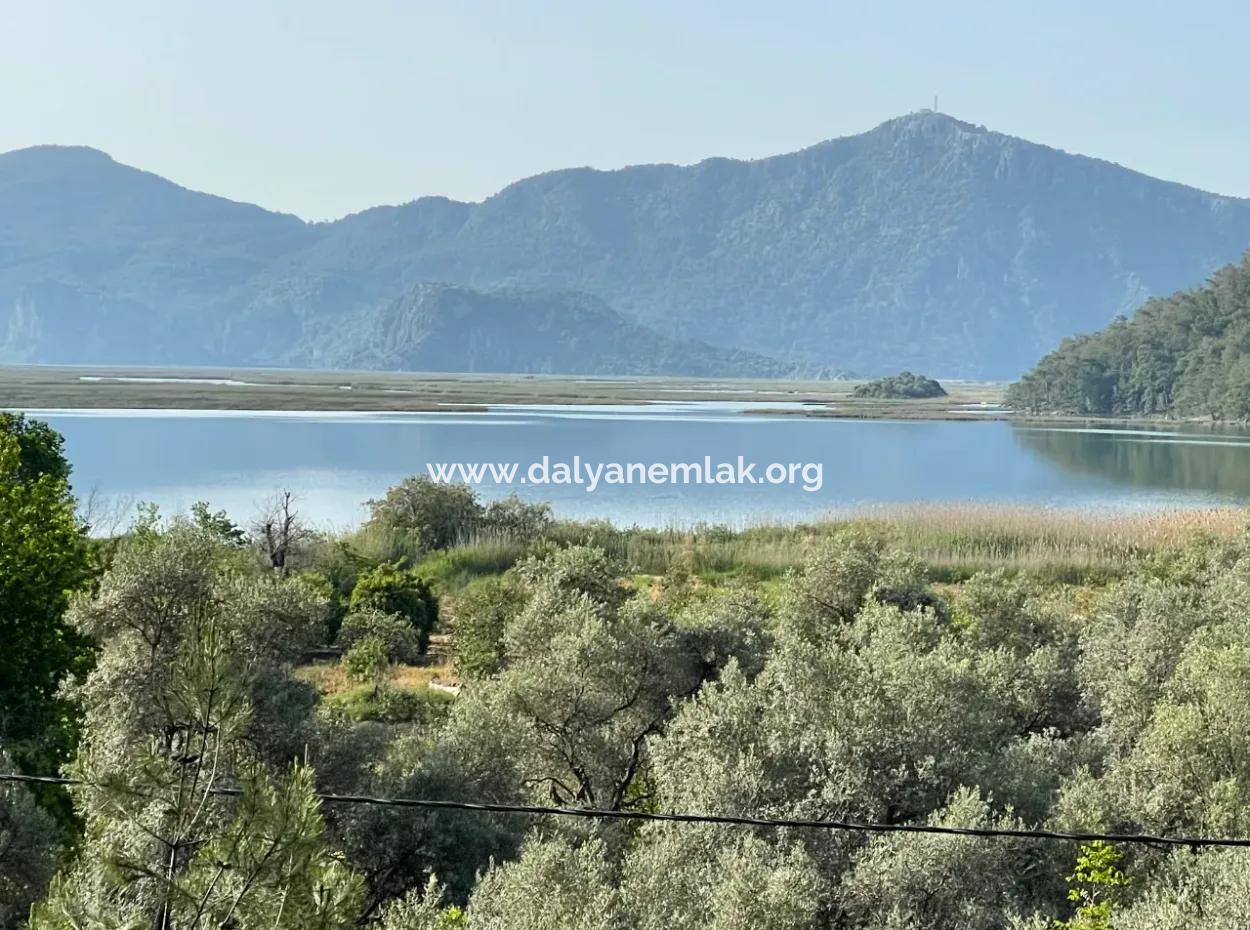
[2,364,1243,429]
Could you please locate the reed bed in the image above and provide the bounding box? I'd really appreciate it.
[846,504,1250,578]
[489,505,1250,582]
[360,504,1250,591]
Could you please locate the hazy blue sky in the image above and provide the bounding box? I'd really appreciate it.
[3,0,1247,220]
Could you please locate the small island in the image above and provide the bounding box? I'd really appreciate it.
[851,371,948,399]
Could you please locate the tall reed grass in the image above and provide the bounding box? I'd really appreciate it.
[441,506,1250,585]
[347,504,1250,590]
[847,503,1250,578]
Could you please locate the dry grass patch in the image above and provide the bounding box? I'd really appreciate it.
[295,658,456,696]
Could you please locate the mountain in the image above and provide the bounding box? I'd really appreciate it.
[1008,254,1250,418]
[339,283,791,376]
[4,115,1250,377]
[0,145,315,364]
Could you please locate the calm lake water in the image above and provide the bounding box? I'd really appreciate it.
[27,403,1250,530]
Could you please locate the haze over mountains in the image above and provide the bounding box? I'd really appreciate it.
[3,111,1250,378]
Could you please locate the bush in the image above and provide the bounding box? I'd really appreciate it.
[453,575,528,679]
[342,635,389,691]
[302,539,373,640]
[349,562,439,653]
[367,477,484,551]
[337,608,422,664]
[325,685,455,725]
[515,545,626,610]
[481,496,553,542]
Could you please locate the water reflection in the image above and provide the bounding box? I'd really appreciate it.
[24,407,1250,531]
[1011,425,1250,499]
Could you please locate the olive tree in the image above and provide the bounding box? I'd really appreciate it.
[438,546,744,813]
[1115,849,1250,929]
[463,837,620,930]
[1065,553,1250,838]
[326,730,522,917]
[621,825,828,930]
[379,879,462,930]
[780,527,936,642]
[338,607,423,664]
[838,788,1054,928]
[451,575,528,680]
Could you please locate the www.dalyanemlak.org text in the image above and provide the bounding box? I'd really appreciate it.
[426,456,824,493]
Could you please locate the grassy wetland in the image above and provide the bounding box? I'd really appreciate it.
[390,502,1250,596]
[0,363,1008,418]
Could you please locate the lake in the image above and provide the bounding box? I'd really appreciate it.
[26,403,1250,531]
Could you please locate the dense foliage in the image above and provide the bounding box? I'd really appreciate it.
[348,562,440,653]
[9,429,1250,926]
[7,114,1250,377]
[367,478,552,553]
[1009,254,1250,418]
[0,414,90,777]
[850,371,946,399]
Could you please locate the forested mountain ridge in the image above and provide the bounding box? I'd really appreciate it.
[321,112,1250,378]
[338,283,792,376]
[5,115,1250,376]
[1008,254,1250,418]
[0,149,775,376]
[0,145,316,365]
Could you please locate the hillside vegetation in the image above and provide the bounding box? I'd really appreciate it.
[5,113,1250,376]
[7,417,1250,926]
[349,283,789,376]
[1009,254,1250,418]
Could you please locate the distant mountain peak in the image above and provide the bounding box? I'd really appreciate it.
[0,144,118,173]
[878,110,982,129]
[4,143,115,160]
[0,142,309,227]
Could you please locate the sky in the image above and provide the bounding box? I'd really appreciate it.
[2,0,1248,221]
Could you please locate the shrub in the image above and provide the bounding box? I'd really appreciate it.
[342,635,389,693]
[453,575,528,679]
[515,545,626,610]
[326,685,454,725]
[349,562,439,653]
[367,477,484,551]
[481,496,553,542]
[337,608,422,664]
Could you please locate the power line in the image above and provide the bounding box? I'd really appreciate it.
[1,773,1242,850]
